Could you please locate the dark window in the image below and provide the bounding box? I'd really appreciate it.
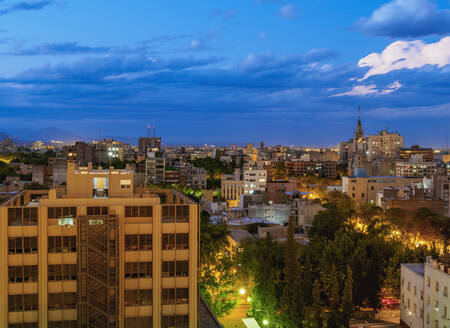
[8,294,38,312]
[124,289,152,306]
[9,324,40,328]
[8,237,38,254]
[47,207,76,219]
[48,236,76,253]
[124,317,153,328]
[8,265,38,283]
[162,288,189,304]
[162,315,189,328]
[124,262,152,279]
[48,321,77,328]
[125,234,152,251]
[48,293,77,310]
[48,264,77,281]
[8,207,38,226]
[162,234,189,250]
[162,261,188,277]
[162,205,189,223]
[87,206,108,216]
[125,206,152,217]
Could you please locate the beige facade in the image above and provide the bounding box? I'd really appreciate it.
[221,175,244,208]
[366,130,403,161]
[342,176,423,204]
[0,161,198,328]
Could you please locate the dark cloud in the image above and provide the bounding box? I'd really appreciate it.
[7,42,112,55]
[357,0,450,38]
[0,0,54,15]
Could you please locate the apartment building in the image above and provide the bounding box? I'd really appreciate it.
[395,157,437,178]
[145,152,166,184]
[285,161,337,178]
[366,129,403,161]
[221,175,244,208]
[401,257,449,328]
[0,161,198,328]
[243,169,266,195]
[342,176,423,204]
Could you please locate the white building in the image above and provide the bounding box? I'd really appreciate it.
[247,203,290,225]
[243,169,266,195]
[396,156,437,177]
[401,257,449,328]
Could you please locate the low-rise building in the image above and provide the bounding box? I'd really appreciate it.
[285,161,337,178]
[243,168,266,195]
[342,176,424,204]
[221,175,244,208]
[248,203,291,225]
[400,256,450,328]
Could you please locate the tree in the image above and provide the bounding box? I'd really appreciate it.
[342,266,354,327]
[281,217,303,327]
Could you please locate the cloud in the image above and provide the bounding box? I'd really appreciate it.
[357,0,450,38]
[367,102,450,118]
[279,5,297,20]
[6,42,112,55]
[257,32,267,40]
[332,80,402,97]
[0,0,54,15]
[358,36,450,79]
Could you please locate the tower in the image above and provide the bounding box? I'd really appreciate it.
[353,106,364,142]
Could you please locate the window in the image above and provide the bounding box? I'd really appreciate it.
[125,206,153,218]
[444,286,448,297]
[47,207,76,219]
[427,295,430,304]
[162,316,189,328]
[436,281,439,292]
[414,303,416,314]
[162,261,189,277]
[162,234,189,250]
[8,207,38,226]
[426,314,430,324]
[162,205,189,223]
[48,322,77,328]
[361,193,365,198]
[407,282,410,291]
[120,179,132,189]
[48,236,76,253]
[125,234,152,251]
[8,265,38,283]
[8,294,38,312]
[371,186,374,190]
[352,193,355,198]
[8,237,38,254]
[414,285,416,295]
[48,293,77,309]
[124,262,152,279]
[48,264,77,281]
[86,206,108,216]
[427,276,431,287]
[162,288,189,304]
[124,289,152,306]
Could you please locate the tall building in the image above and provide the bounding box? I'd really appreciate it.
[62,142,95,166]
[0,161,198,328]
[366,129,403,161]
[93,139,124,164]
[221,175,244,208]
[284,161,337,178]
[145,152,166,184]
[139,137,161,154]
[243,168,266,195]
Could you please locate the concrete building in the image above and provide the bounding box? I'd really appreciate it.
[290,199,323,228]
[62,142,95,167]
[400,256,450,328]
[366,129,403,161]
[243,169,266,195]
[266,179,297,203]
[145,152,165,184]
[400,146,434,162]
[396,157,437,177]
[432,175,450,217]
[164,170,179,184]
[342,176,424,204]
[285,161,337,178]
[221,175,244,208]
[138,137,161,154]
[178,165,207,189]
[0,161,199,328]
[248,203,291,225]
[93,139,124,164]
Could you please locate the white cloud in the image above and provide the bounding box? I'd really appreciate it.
[358,36,450,80]
[279,5,297,20]
[332,80,402,97]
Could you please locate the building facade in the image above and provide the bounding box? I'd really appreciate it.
[285,161,337,178]
[243,169,267,195]
[0,161,198,328]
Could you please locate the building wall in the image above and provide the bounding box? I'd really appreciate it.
[342,176,423,204]
[424,260,449,328]
[400,264,424,328]
[243,169,266,195]
[0,188,198,327]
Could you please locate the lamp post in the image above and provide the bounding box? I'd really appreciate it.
[252,309,282,328]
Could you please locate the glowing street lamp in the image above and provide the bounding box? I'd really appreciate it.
[239,288,246,295]
[263,319,269,326]
[247,297,252,302]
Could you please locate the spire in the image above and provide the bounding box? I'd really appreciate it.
[354,106,364,141]
[358,106,361,124]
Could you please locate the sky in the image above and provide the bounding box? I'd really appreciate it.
[0,0,449,147]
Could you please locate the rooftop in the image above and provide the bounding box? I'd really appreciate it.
[402,263,425,277]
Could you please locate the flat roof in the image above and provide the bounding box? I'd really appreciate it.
[402,263,424,277]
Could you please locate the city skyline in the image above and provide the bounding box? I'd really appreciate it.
[0,0,449,146]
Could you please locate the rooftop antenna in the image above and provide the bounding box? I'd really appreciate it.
[153,125,156,139]
[147,125,151,138]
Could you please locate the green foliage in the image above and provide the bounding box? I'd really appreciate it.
[11,150,56,165]
[0,161,17,183]
[192,157,236,179]
[24,182,50,190]
[199,211,237,318]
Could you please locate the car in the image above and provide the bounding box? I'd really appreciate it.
[381,297,400,306]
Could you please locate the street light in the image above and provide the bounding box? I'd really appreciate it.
[247,297,252,302]
[239,288,246,295]
[263,319,269,326]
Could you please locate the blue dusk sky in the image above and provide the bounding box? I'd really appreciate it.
[0,0,449,146]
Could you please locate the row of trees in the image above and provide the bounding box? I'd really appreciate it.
[236,192,442,327]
